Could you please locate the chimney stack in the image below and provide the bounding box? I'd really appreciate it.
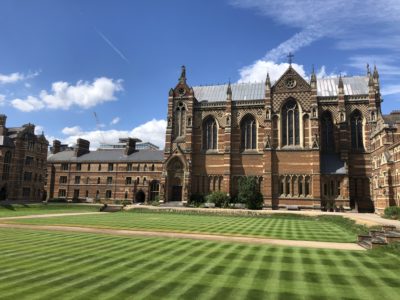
[52,140,61,154]
[74,138,90,157]
[0,114,7,135]
[125,138,142,156]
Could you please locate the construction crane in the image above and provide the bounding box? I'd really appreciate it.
[93,111,106,145]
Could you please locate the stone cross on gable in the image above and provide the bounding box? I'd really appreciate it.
[287,52,294,65]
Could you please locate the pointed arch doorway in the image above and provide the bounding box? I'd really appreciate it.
[167,157,184,202]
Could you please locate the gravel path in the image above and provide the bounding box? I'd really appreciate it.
[0,223,365,251]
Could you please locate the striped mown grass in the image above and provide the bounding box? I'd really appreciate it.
[0,228,399,300]
[0,204,100,217]
[6,210,358,242]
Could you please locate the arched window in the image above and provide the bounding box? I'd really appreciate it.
[203,117,217,150]
[305,176,311,196]
[351,110,363,150]
[175,101,186,138]
[321,111,334,152]
[2,151,12,180]
[282,99,300,146]
[241,115,257,150]
[149,180,160,201]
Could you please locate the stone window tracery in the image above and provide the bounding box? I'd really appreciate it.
[203,116,217,150]
[2,151,12,180]
[241,114,257,150]
[282,99,300,146]
[321,111,334,152]
[351,110,364,150]
[175,101,186,138]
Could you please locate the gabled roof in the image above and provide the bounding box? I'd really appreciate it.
[192,76,369,102]
[383,111,400,126]
[47,149,164,163]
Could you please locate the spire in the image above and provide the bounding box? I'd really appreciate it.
[310,64,316,83]
[227,81,232,100]
[179,65,186,83]
[366,63,371,76]
[338,74,344,93]
[373,65,379,79]
[368,73,374,87]
[265,72,271,88]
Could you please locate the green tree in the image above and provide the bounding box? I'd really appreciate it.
[238,177,264,210]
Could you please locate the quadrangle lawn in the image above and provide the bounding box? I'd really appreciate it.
[0,228,399,300]
[4,210,362,243]
[0,204,100,217]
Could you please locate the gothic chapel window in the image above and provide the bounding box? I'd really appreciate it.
[241,115,257,150]
[175,102,186,138]
[351,110,364,150]
[282,99,300,146]
[203,117,217,150]
[321,111,334,152]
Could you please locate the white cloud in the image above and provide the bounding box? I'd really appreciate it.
[11,96,45,112]
[131,119,167,147]
[34,125,44,135]
[62,126,83,136]
[10,77,123,112]
[0,94,5,106]
[238,60,306,83]
[56,119,167,149]
[231,0,400,81]
[110,117,120,125]
[0,71,40,84]
[381,85,400,96]
[0,72,25,84]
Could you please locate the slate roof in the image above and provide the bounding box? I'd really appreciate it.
[192,77,369,102]
[383,111,400,126]
[321,154,347,174]
[47,149,164,162]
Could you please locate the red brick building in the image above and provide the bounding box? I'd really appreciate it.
[47,138,163,202]
[370,111,400,212]
[46,64,399,212]
[160,64,394,212]
[0,115,48,201]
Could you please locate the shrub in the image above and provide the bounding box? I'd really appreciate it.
[48,198,67,203]
[122,200,132,206]
[149,196,160,206]
[384,206,400,220]
[238,177,264,210]
[205,191,230,208]
[189,193,205,207]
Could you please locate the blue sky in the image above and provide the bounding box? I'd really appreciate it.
[1,0,399,148]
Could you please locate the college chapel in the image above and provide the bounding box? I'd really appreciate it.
[160,63,400,212]
[45,62,400,213]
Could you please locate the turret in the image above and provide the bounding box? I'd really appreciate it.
[179,65,186,84]
[338,74,344,95]
[0,114,7,135]
[310,65,317,89]
[227,81,232,101]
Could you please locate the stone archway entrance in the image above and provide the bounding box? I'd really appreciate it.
[167,158,184,202]
[135,190,145,203]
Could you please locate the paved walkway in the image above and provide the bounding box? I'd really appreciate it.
[0,223,365,251]
[0,212,104,220]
